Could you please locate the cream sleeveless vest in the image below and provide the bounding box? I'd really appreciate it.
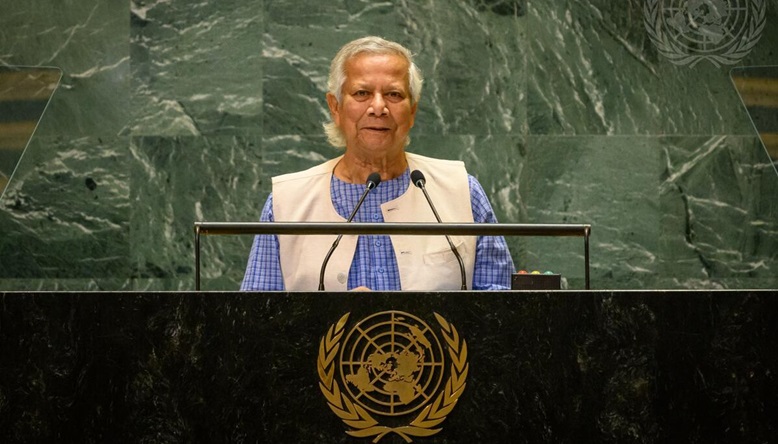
[272,152,476,291]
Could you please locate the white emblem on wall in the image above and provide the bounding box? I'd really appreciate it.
[644,0,767,67]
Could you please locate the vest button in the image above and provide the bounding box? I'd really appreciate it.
[337,272,347,283]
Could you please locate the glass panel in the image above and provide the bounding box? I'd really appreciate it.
[731,66,778,175]
[0,66,62,198]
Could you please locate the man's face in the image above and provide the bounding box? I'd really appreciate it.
[327,53,417,156]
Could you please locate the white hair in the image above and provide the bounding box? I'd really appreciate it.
[323,36,423,148]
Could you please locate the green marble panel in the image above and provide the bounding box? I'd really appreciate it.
[129,0,264,136]
[261,134,339,179]
[659,135,778,288]
[0,135,130,278]
[129,135,264,288]
[260,34,332,137]
[521,136,660,289]
[526,0,762,135]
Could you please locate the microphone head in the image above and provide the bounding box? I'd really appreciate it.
[366,172,381,190]
[410,169,426,188]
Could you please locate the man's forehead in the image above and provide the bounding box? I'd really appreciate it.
[344,53,410,87]
[345,53,409,72]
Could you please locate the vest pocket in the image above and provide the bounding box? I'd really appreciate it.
[422,238,468,265]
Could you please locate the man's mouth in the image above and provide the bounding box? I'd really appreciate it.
[363,126,390,132]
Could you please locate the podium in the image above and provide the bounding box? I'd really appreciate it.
[1,290,776,443]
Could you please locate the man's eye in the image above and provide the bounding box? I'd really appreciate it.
[354,91,370,97]
[386,92,404,101]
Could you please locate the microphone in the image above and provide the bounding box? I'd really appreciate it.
[318,172,381,290]
[411,170,467,290]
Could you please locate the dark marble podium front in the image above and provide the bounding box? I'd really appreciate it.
[1,290,776,443]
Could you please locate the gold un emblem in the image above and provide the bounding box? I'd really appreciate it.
[318,311,468,442]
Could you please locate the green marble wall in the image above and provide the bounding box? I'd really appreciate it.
[0,0,776,290]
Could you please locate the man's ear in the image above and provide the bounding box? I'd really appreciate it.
[326,93,340,125]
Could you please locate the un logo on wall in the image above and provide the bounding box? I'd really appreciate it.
[318,311,468,442]
[644,0,766,67]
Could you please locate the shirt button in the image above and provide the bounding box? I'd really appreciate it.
[372,213,380,220]
[377,267,385,274]
[375,240,382,247]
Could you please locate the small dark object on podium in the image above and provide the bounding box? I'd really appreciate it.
[511,272,562,290]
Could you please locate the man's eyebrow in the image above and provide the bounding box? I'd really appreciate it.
[382,82,410,92]
[347,81,409,92]
[345,82,371,91]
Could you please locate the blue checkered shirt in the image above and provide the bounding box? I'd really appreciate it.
[240,170,513,291]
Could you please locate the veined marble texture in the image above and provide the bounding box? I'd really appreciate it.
[0,0,776,290]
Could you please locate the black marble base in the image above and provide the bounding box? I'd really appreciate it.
[1,290,776,443]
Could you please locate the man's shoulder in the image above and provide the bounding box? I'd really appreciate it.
[405,151,465,169]
[405,152,469,183]
[405,153,467,180]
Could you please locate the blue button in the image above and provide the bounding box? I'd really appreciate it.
[377,267,385,273]
[375,240,382,247]
[372,213,380,220]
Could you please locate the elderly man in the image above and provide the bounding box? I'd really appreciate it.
[241,36,513,291]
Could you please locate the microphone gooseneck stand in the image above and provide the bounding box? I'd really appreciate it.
[318,172,381,291]
[411,170,468,290]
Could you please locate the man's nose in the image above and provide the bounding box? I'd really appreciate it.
[368,93,388,116]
